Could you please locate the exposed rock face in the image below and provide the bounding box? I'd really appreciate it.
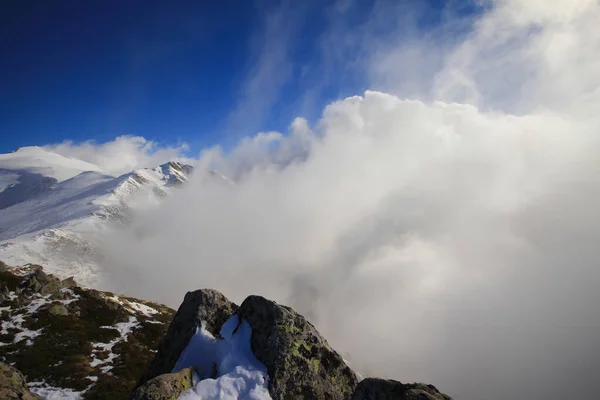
[131,366,194,400]
[20,265,74,296]
[0,263,175,399]
[0,362,40,400]
[138,289,237,384]
[137,290,454,400]
[237,295,358,400]
[352,378,452,400]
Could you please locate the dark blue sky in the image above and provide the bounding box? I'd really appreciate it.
[0,0,473,154]
[1,0,264,152]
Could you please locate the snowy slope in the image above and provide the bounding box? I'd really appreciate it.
[0,147,109,211]
[0,171,115,240]
[0,148,197,286]
[0,161,194,240]
[0,146,106,185]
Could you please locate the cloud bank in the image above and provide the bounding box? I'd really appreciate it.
[93,1,600,399]
[43,135,191,176]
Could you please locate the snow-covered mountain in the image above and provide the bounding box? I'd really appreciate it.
[0,147,196,286]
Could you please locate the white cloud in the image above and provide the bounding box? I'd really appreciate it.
[99,95,598,399]
[43,135,192,176]
[92,1,600,399]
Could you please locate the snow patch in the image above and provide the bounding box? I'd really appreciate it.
[104,294,159,319]
[174,316,271,400]
[89,316,139,371]
[25,296,52,314]
[57,288,80,305]
[0,294,50,345]
[15,327,43,344]
[125,300,158,317]
[29,381,87,400]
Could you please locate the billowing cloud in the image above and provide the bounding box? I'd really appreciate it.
[43,135,192,176]
[93,1,600,400]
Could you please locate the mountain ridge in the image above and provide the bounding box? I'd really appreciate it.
[0,147,197,287]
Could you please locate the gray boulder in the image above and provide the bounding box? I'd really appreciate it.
[20,266,68,297]
[0,362,41,400]
[352,378,452,400]
[236,295,358,400]
[138,289,238,384]
[131,366,195,400]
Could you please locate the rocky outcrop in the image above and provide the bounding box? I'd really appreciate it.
[352,378,452,400]
[2,261,453,400]
[131,366,194,400]
[137,291,358,399]
[237,295,358,399]
[0,362,40,400]
[20,265,76,297]
[0,263,175,399]
[137,289,454,400]
[138,289,237,384]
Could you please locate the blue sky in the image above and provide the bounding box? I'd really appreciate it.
[0,0,473,155]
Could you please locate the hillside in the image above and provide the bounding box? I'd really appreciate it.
[0,261,452,400]
[0,261,175,399]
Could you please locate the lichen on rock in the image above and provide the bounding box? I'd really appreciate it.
[131,366,195,400]
[137,289,238,386]
[236,295,358,400]
[352,378,453,400]
[0,362,40,400]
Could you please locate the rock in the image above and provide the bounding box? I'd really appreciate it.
[0,287,10,303]
[130,366,195,400]
[20,267,64,297]
[236,295,358,400]
[138,289,237,385]
[0,362,41,400]
[0,267,22,300]
[61,276,78,288]
[352,378,452,400]
[47,303,69,316]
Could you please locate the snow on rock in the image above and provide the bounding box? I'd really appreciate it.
[174,316,271,400]
[57,288,80,305]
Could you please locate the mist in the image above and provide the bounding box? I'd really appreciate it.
[93,1,600,399]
